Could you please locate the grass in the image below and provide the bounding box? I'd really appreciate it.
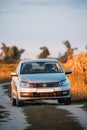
[62,53,87,100]
[67,73,87,100]
[0,64,17,83]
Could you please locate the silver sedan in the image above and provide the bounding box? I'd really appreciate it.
[11,59,72,107]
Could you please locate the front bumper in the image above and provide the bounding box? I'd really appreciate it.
[18,89,70,101]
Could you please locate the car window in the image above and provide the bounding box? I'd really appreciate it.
[20,62,63,74]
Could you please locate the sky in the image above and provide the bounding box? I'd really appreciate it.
[0,0,87,59]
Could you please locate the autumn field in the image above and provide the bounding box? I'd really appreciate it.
[0,53,87,100]
[63,52,87,100]
[0,64,17,83]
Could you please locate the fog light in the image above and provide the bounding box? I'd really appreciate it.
[62,91,69,95]
[20,92,33,97]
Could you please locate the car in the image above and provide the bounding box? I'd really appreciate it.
[11,59,72,106]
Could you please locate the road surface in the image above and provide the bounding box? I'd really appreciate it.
[43,100,87,130]
[0,83,87,130]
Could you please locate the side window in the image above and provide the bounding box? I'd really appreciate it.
[56,62,63,73]
[52,64,58,72]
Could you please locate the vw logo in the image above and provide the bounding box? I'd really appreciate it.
[43,83,47,87]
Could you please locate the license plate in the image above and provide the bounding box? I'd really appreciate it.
[37,88,54,93]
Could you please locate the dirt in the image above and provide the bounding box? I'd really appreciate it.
[23,101,83,130]
[58,104,87,129]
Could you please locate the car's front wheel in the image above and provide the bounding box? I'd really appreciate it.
[64,97,71,105]
[16,96,23,107]
[12,97,16,106]
[58,98,64,104]
[11,88,16,106]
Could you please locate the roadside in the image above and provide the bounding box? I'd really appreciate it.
[0,83,29,130]
[58,104,87,129]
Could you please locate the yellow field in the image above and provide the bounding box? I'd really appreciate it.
[0,64,17,83]
[0,53,87,100]
[63,52,87,100]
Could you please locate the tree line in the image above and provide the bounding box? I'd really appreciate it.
[0,40,86,63]
[0,43,25,63]
[38,40,77,63]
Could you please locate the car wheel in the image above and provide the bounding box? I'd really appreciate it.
[64,97,71,105]
[58,98,64,104]
[12,98,16,106]
[16,97,23,107]
[11,88,16,106]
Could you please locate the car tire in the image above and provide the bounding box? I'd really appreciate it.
[58,98,64,104]
[64,97,71,105]
[12,98,16,106]
[11,88,16,106]
[16,97,23,107]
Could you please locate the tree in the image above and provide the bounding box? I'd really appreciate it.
[0,43,25,63]
[63,40,71,49]
[63,40,77,59]
[38,46,50,59]
[58,41,77,63]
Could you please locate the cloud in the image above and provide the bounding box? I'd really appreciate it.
[0,0,87,8]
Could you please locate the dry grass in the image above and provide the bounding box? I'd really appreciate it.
[0,64,17,83]
[63,52,87,100]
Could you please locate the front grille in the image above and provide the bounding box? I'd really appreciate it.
[20,90,69,97]
[33,91,68,97]
[33,82,59,88]
[33,92,54,97]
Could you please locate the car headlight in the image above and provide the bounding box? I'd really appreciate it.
[58,79,68,86]
[20,81,33,88]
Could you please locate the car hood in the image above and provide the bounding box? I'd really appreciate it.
[20,73,66,83]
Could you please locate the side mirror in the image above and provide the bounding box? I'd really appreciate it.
[65,70,72,75]
[11,72,18,77]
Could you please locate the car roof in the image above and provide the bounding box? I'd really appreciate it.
[20,59,58,64]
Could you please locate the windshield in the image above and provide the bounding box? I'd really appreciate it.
[20,62,63,74]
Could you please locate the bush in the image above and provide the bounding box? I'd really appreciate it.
[63,52,87,99]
